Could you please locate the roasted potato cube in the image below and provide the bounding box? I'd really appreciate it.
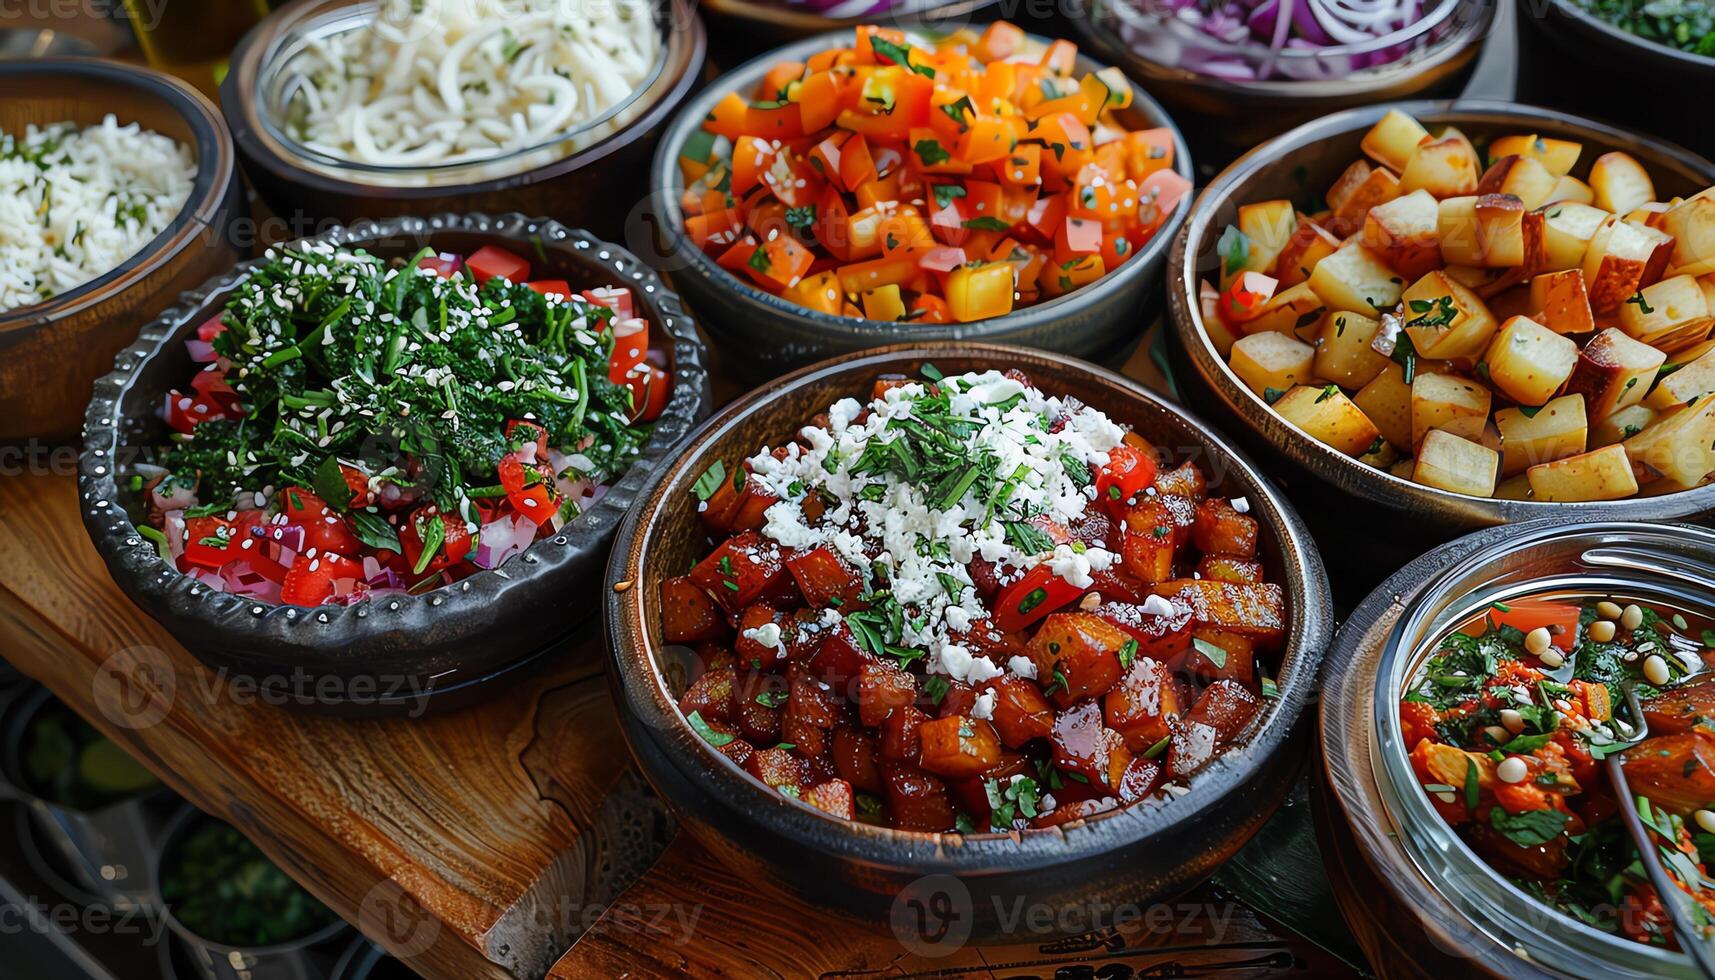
[1186,629,1256,684]
[1028,612,1129,707]
[1496,394,1588,475]
[917,715,1003,779]
[831,726,883,793]
[1413,429,1500,496]
[1401,270,1500,359]
[783,671,842,762]
[1240,280,1326,340]
[680,665,737,722]
[982,676,1054,748]
[1235,199,1299,281]
[1540,202,1610,271]
[1479,155,1558,210]
[1592,403,1657,448]
[1096,595,1195,662]
[1103,656,1182,751]
[735,603,789,670]
[1308,241,1404,314]
[1490,133,1583,176]
[1438,196,1483,267]
[1314,310,1393,388]
[1361,108,1429,173]
[804,779,855,819]
[1273,217,1342,287]
[1582,216,1673,314]
[1230,332,1315,396]
[746,746,811,793]
[855,662,917,727]
[1051,700,1133,790]
[1364,189,1442,280]
[1411,372,1492,447]
[1624,393,1715,487]
[1274,384,1384,456]
[1662,197,1715,278]
[786,546,865,609]
[1328,160,1402,236]
[1154,579,1287,647]
[1399,130,1480,198]
[879,704,928,762]
[1528,270,1596,334]
[1474,193,1529,268]
[1120,498,1177,583]
[1648,345,1715,410]
[1543,175,1596,206]
[1485,315,1580,406]
[1191,497,1259,557]
[1618,273,1712,350]
[1526,444,1639,500]
[882,762,957,831]
[1196,555,1265,584]
[688,530,788,613]
[1589,151,1656,215]
[661,575,730,643]
[1185,678,1262,744]
[1354,363,1415,450]
[1565,328,1667,419]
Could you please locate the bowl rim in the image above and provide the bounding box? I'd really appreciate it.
[695,0,1002,32]
[606,341,1334,872]
[0,57,237,333]
[646,26,1195,336]
[77,212,710,648]
[218,0,706,197]
[1167,97,1715,520]
[1531,0,1715,74]
[1068,0,1496,96]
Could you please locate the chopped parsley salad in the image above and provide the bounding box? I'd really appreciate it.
[135,241,668,607]
[1400,594,1715,947]
[676,22,1191,324]
[662,366,1287,831]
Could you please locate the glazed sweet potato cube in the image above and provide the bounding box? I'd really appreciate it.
[725,482,783,533]
[712,727,754,768]
[694,642,738,674]
[1089,566,1152,604]
[982,676,1055,748]
[688,530,788,614]
[880,705,928,762]
[696,464,747,530]
[679,665,737,722]
[856,662,917,727]
[1152,461,1208,499]
[1120,499,1177,583]
[934,680,979,718]
[1031,797,1108,829]
[1195,555,1264,584]
[1167,719,1220,780]
[1116,756,1162,803]
[808,624,881,686]
[1621,731,1715,814]
[734,603,788,670]
[947,755,1031,828]
[733,672,784,743]
[1028,612,1129,707]
[1154,580,1287,647]
[1104,656,1181,751]
[1188,679,1263,743]
[1191,498,1259,558]
[785,547,866,609]
[783,672,842,762]
[918,715,1004,779]
[1186,630,1256,684]
[1050,701,1132,790]
[882,762,958,831]
[804,779,855,820]
[746,746,810,792]
[1066,509,1117,551]
[660,576,729,643]
[831,726,883,792]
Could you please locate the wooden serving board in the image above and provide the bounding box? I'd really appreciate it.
[0,332,1353,978]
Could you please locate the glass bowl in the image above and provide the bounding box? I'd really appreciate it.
[1371,520,1715,979]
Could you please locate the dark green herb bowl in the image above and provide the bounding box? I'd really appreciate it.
[647,29,1193,384]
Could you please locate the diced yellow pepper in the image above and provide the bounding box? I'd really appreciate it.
[785,271,842,315]
[945,262,1015,322]
[1042,254,1106,297]
[861,283,907,321]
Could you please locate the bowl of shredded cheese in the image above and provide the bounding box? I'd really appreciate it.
[222,0,706,229]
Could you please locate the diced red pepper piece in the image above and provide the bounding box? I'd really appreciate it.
[497,454,560,527]
[1094,444,1158,516]
[279,551,361,606]
[525,280,571,298]
[785,547,865,609]
[465,245,531,284]
[994,563,1085,632]
[1464,599,1580,652]
[398,505,473,576]
[278,487,360,556]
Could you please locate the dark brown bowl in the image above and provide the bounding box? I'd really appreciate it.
[1067,0,1497,164]
[648,29,1195,385]
[693,0,1001,64]
[0,58,245,441]
[218,0,705,235]
[1166,100,1715,573]
[1516,0,1715,163]
[78,214,711,716]
[605,343,1333,939]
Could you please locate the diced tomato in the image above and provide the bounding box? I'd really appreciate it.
[278,487,360,555]
[195,314,227,343]
[526,280,571,298]
[623,364,671,423]
[161,389,228,434]
[497,454,560,527]
[608,317,649,384]
[180,515,236,571]
[416,252,462,278]
[1094,445,1158,515]
[465,245,530,284]
[581,286,633,320]
[398,505,473,576]
[279,552,362,606]
[1463,600,1581,652]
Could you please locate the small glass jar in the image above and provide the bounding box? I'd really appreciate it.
[1372,520,1715,980]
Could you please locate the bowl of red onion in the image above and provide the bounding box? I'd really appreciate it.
[1069,0,1498,159]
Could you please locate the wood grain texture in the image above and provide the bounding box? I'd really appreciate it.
[0,470,635,978]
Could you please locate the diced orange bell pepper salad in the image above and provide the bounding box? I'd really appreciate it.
[676,22,1181,324]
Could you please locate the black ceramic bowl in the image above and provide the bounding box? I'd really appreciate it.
[78,214,710,715]
[1516,0,1715,162]
[606,343,1333,939]
[1166,100,1715,581]
[648,29,1194,384]
[693,0,1003,63]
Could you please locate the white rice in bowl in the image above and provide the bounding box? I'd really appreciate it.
[0,115,196,315]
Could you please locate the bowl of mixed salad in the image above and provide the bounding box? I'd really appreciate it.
[606,343,1332,936]
[78,213,709,714]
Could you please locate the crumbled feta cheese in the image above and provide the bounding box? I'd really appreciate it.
[741,622,786,657]
[970,691,996,720]
[1230,496,1250,514]
[1141,594,1176,617]
[1008,655,1038,680]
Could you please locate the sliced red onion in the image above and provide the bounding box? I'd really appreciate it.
[253,522,306,554]
[185,338,217,363]
[471,513,539,570]
[163,510,187,561]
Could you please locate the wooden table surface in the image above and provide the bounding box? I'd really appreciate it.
[0,332,1353,978]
